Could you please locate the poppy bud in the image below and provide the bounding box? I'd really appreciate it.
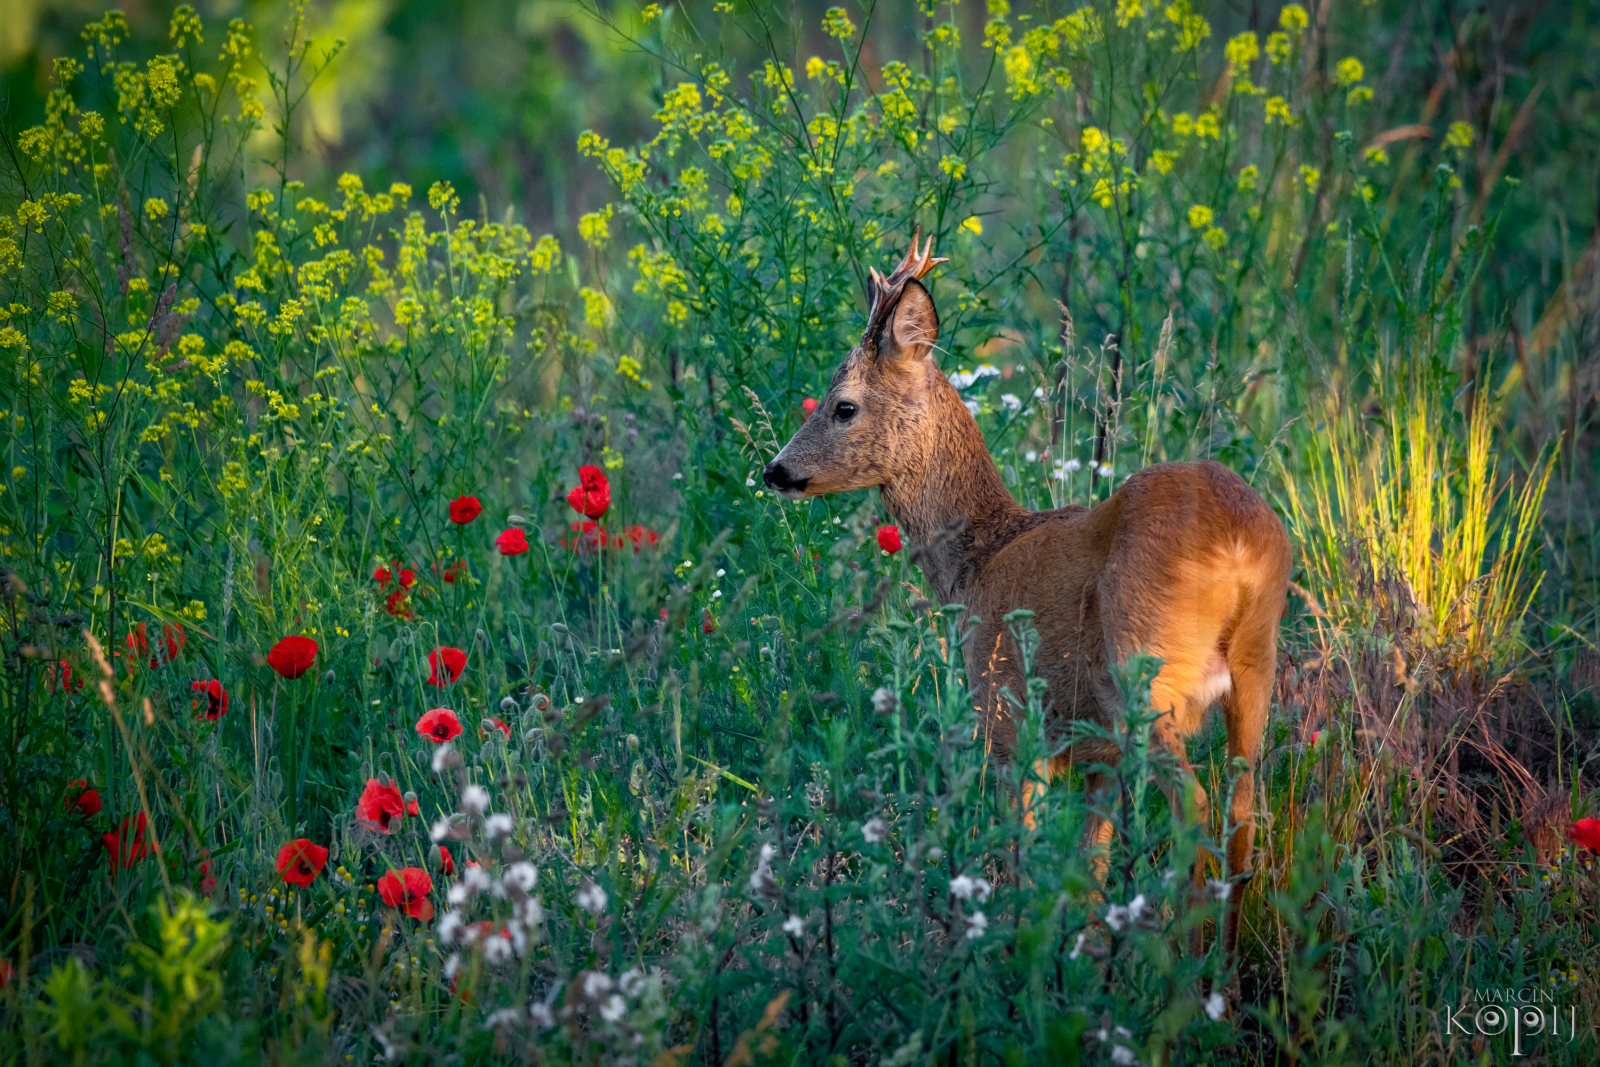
[500,696,519,714]
[323,669,335,685]
[531,693,551,712]
[475,628,486,645]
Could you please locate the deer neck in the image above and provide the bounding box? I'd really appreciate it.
[879,376,1024,606]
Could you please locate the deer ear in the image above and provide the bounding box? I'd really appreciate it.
[885,280,940,363]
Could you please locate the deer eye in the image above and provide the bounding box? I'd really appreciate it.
[834,401,858,421]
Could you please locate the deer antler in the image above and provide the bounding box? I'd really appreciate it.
[863,227,949,348]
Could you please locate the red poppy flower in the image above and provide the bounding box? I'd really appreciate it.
[406,795,420,816]
[623,525,660,552]
[127,622,185,669]
[449,496,484,525]
[276,839,329,887]
[103,812,149,875]
[482,718,511,740]
[197,851,215,895]
[384,588,413,619]
[438,845,455,876]
[357,778,405,834]
[566,465,611,519]
[562,520,609,555]
[440,561,467,583]
[399,567,417,588]
[495,528,529,556]
[427,646,467,687]
[374,565,392,585]
[66,779,101,816]
[1571,818,1600,853]
[47,659,85,694]
[416,707,463,743]
[702,608,717,635]
[378,867,435,921]
[191,679,229,720]
[802,397,818,418]
[267,636,318,680]
[876,525,903,554]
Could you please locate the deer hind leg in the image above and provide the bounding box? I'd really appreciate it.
[1082,769,1116,890]
[1217,609,1278,959]
[1145,667,1217,957]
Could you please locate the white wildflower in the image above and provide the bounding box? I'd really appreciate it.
[1205,991,1226,1021]
[749,841,778,895]
[442,952,462,980]
[437,909,465,944]
[871,686,896,715]
[429,817,454,843]
[506,920,527,956]
[1033,386,1047,398]
[582,970,614,999]
[430,742,456,772]
[1097,463,1114,478]
[965,910,988,939]
[483,1007,521,1031]
[459,783,490,815]
[504,861,539,893]
[1207,878,1231,902]
[482,934,513,966]
[464,864,492,893]
[1000,393,1021,412]
[599,994,627,1023]
[619,968,647,997]
[782,914,804,937]
[447,882,471,906]
[862,817,888,844]
[529,999,555,1028]
[1105,903,1129,932]
[949,874,977,900]
[964,399,982,417]
[1111,1046,1137,1065]
[1127,894,1149,924]
[1025,450,1038,462]
[947,364,1001,389]
[514,895,545,925]
[577,879,608,914]
[484,812,515,839]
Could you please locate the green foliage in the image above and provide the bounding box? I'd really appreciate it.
[0,2,1596,1065]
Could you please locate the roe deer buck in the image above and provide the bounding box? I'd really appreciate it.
[763,232,1291,956]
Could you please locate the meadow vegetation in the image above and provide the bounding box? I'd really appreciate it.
[0,1,1597,1064]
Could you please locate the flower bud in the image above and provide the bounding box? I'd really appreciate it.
[322,669,336,685]
[626,734,640,754]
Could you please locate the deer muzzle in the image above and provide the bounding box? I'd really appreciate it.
[762,459,809,499]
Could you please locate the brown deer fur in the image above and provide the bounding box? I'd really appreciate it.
[763,234,1292,955]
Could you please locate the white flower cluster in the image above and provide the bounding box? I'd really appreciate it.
[437,860,545,975]
[748,842,778,896]
[946,364,1001,389]
[1104,893,1158,933]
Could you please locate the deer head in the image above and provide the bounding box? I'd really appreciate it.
[763,230,950,499]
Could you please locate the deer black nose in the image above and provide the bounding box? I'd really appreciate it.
[763,460,807,493]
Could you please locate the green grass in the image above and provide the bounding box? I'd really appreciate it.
[1,2,1597,1064]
